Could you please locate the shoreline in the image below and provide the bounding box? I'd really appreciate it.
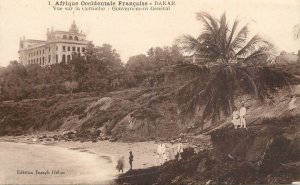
[0,135,179,171]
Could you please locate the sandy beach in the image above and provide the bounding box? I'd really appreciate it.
[0,135,183,172]
[0,141,117,184]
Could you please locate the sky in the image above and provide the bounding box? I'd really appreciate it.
[0,0,299,66]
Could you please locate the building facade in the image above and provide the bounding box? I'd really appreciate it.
[18,21,90,66]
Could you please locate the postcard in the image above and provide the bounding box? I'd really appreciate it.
[0,0,299,184]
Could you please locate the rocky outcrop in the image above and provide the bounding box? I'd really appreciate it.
[118,115,300,185]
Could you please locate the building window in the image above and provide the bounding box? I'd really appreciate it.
[77,47,80,52]
[68,46,70,51]
[62,46,66,52]
[56,46,58,51]
[68,36,73,40]
[62,55,66,63]
[74,36,79,40]
[48,55,51,63]
[63,35,67,39]
[67,55,71,62]
[72,47,75,51]
[82,47,85,52]
[56,55,58,63]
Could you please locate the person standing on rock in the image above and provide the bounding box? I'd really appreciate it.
[239,103,247,129]
[231,106,240,129]
[129,151,134,170]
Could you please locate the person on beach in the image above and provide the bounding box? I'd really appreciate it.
[177,142,184,161]
[156,143,162,165]
[288,95,297,111]
[231,106,240,129]
[116,156,124,173]
[239,103,247,129]
[157,143,167,165]
[129,151,134,170]
[162,144,169,162]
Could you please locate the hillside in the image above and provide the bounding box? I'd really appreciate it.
[0,86,187,141]
[1,80,299,142]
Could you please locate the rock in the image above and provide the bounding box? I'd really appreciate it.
[109,137,117,142]
[258,136,290,173]
[206,180,212,185]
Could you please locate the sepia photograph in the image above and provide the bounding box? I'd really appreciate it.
[0,0,299,184]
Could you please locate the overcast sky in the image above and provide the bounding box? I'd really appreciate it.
[0,0,299,66]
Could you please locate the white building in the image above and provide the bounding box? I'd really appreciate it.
[18,21,90,66]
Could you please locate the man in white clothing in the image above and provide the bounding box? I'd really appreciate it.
[177,142,184,160]
[157,143,167,165]
[239,103,247,129]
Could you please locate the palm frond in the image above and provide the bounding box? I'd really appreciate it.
[241,45,275,65]
[226,19,239,53]
[176,35,203,55]
[235,34,264,57]
[236,35,273,58]
[231,24,249,53]
[196,12,219,34]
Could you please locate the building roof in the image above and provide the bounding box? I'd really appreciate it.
[25,39,46,43]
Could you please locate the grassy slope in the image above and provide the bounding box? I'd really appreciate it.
[0,86,185,140]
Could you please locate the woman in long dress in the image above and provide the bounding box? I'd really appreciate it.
[116,156,124,173]
[231,107,240,129]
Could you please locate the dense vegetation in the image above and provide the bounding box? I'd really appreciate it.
[0,44,184,101]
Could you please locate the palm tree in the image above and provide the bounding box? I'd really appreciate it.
[176,12,294,124]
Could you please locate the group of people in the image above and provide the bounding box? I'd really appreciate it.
[156,142,184,165]
[232,95,298,129]
[116,142,185,173]
[116,151,134,173]
[231,103,247,129]
[116,96,298,174]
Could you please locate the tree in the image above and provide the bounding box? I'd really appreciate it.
[64,81,78,94]
[176,12,293,124]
